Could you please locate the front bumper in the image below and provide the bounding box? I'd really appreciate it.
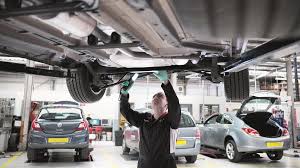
[237,135,290,153]
[175,140,201,156]
[28,130,89,149]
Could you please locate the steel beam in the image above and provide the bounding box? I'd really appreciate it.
[294,55,300,101]
[93,60,213,75]
[286,57,296,148]
[225,37,300,72]
[70,42,141,50]
[0,61,69,78]
[19,60,33,150]
[0,1,94,19]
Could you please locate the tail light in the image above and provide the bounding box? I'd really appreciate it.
[195,129,201,140]
[242,128,259,137]
[76,121,88,131]
[282,129,289,136]
[31,121,42,131]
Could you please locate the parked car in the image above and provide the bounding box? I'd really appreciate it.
[199,95,290,162]
[4,1,300,104]
[27,103,90,161]
[122,108,200,163]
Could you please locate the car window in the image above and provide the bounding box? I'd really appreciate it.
[221,115,232,124]
[241,97,280,113]
[38,107,82,120]
[179,114,195,127]
[205,115,218,124]
[216,115,223,123]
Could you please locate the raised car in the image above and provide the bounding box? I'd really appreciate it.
[2,0,300,103]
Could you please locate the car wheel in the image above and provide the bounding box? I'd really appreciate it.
[224,69,249,101]
[66,66,106,103]
[267,151,283,161]
[122,138,130,154]
[225,140,242,162]
[185,155,197,163]
[79,147,90,161]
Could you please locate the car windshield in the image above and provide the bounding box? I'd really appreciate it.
[179,113,195,127]
[38,107,82,120]
[241,97,280,113]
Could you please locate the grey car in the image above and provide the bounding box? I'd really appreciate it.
[122,109,201,163]
[27,103,90,161]
[199,95,290,162]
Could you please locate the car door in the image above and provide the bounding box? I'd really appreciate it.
[214,114,233,149]
[201,115,219,147]
[123,123,133,148]
[130,126,140,151]
[125,124,139,150]
[211,114,224,148]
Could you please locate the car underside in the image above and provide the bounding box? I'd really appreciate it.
[1,0,300,103]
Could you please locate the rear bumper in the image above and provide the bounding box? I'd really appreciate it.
[237,135,290,152]
[28,130,89,149]
[175,140,201,156]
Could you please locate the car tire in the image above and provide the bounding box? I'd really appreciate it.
[224,69,249,101]
[66,66,106,103]
[27,148,45,162]
[267,151,283,161]
[225,140,242,162]
[122,138,130,154]
[79,147,90,161]
[185,155,197,163]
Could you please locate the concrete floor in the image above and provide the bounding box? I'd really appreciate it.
[0,141,299,168]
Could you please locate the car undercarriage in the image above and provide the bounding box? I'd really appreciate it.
[1,0,300,103]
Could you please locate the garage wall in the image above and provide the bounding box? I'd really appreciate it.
[0,73,228,122]
[128,80,226,122]
[0,73,25,116]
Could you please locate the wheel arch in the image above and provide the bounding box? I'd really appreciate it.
[224,133,241,151]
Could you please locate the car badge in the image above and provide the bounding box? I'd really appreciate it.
[57,123,63,128]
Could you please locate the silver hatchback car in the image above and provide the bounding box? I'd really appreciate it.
[27,102,90,161]
[123,109,201,163]
[199,95,290,162]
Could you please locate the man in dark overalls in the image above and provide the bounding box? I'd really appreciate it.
[120,71,181,168]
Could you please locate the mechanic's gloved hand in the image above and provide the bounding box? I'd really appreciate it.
[153,70,168,82]
[120,81,134,95]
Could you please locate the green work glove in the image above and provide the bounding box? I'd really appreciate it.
[153,70,168,82]
[120,81,134,95]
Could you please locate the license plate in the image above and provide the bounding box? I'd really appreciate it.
[266,142,283,148]
[176,139,187,145]
[48,138,69,143]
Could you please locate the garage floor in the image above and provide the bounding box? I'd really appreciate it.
[0,141,298,168]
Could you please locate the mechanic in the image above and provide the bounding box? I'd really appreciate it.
[120,70,181,168]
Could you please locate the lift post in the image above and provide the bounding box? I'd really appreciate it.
[286,57,297,148]
[19,60,34,150]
